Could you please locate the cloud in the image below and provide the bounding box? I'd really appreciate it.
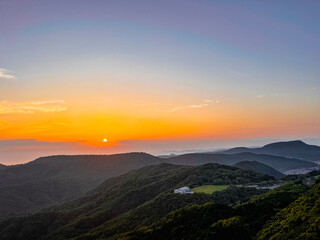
[0,68,16,80]
[134,102,173,106]
[136,100,218,113]
[204,99,220,104]
[170,103,208,112]
[168,98,221,112]
[0,100,67,114]
[30,100,66,105]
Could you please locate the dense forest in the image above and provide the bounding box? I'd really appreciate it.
[257,181,320,240]
[0,163,271,240]
[0,161,319,240]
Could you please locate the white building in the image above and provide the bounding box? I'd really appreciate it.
[174,186,193,194]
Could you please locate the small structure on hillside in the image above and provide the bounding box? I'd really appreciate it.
[174,186,193,194]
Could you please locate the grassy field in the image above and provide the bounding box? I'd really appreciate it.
[192,185,229,194]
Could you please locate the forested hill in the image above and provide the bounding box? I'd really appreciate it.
[0,153,161,218]
[106,184,309,240]
[233,161,284,179]
[0,163,272,240]
[0,147,317,218]
[0,163,7,170]
[257,181,320,240]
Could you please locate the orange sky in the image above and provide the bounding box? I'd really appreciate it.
[1,96,319,148]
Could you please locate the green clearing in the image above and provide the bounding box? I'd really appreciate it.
[192,185,229,194]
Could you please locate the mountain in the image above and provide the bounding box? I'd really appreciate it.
[0,163,272,240]
[223,140,320,162]
[1,141,317,218]
[0,153,161,218]
[257,181,320,240]
[233,161,284,179]
[165,152,317,173]
[0,163,7,170]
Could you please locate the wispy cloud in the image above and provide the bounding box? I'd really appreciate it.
[136,100,218,113]
[170,103,208,112]
[204,99,220,104]
[0,100,67,114]
[134,102,173,106]
[0,68,16,80]
[30,100,66,105]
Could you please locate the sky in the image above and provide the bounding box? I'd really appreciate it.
[1,0,320,164]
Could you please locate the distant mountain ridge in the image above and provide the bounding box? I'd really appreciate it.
[0,164,7,170]
[233,161,284,179]
[223,140,320,161]
[164,152,317,173]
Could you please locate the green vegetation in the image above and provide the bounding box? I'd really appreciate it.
[1,159,319,240]
[1,145,315,219]
[209,186,267,205]
[202,216,251,240]
[113,183,309,240]
[0,153,161,218]
[234,183,309,235]
[114,202,235,240]
[113,184,307,240]
[0,163,272,240]
[182,163,274,187]
[257,182,320,240]
[233,161,284,179]
[192,185,229,194]
[281,170,320,186]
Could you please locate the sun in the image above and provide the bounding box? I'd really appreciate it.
[103,138,108,143]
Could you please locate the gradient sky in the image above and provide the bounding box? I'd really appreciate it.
[1,0,320,164]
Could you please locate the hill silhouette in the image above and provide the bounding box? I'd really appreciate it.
[0,153,161,218]
[0,163,7,170]
[223,140,320,161]
[0,140,319,220]
[233,161,284,179]
[0,163,272,240]
[165,152,316,172]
